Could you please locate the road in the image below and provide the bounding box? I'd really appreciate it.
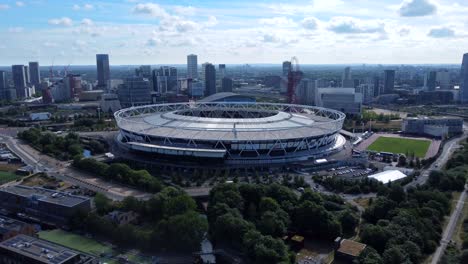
[431,184,467,264]
[0,130,152,201]
[405,133,466,190]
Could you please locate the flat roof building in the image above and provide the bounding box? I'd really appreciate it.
[368,170,407,184]
[315,88,362,115]
[0,215,36,242]
[0,234,98,264]
[402,116,463,138]
[0,185,91,226]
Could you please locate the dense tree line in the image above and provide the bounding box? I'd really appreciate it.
[73,157,163,193]
[207,183,358,263]
[18,128,83,160]
[73,187,208,252]
[313,176,386,194]
[18,128,106,160]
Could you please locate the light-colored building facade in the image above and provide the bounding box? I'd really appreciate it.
[315,88,363,115]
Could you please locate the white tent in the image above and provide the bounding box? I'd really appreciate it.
[368,170,407,184]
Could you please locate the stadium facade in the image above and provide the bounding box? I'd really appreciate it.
[114,102,346,166]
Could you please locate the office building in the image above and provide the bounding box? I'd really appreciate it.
[436,70,450,90]
[153,66,178,94]
[96,54,110,88]
[0,71,6,100]
[356,83,374,104]
[187,54,198,79]
[190,81,204,97]
[383,70,395,94]
[0,234,98,264]
[282,61,291,76]
[315,79,330,89]
[0,216,36,242]
[296,78,315,105]
[221,77,233,93]
[28,62,40,87]
[425,71,437,91]
[204,63,216,96]
[402,116,463,138]
[12,65,27,98]
[219,64,226,79]
[315,88,363,115]
[135,65,151,78]
[118,77,152,108]
[342,67,354,88]
[24,65,30,84]
[373,76,380,97]
[0,185,91,226]
[460,53,468,103]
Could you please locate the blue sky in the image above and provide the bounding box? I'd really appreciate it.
[0,0,467,65]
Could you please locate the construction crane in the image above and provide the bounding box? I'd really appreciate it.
[287,56,303,104]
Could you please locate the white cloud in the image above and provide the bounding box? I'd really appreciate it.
[301,17,318,30]
[73,4,94,11]
[328,17,385,34]
[399,0,436,17]
[146,37,162,47]
[8,27,24,33]
[83,4,93,10]
[427,27,455,38]
[43,42,58,47]
[205,16,218,27]
[398,27,411,37]
[48,17,73,26]
[133,3,168,18]
[81,18,93,26]
[0,4,10,10]
[172,6,196,16]
[15,1,24,7]
[259,17,296,27]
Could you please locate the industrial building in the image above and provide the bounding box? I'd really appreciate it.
[0,234,98,264]
[0,185,91,226]
[114,102,346,166]
[315,88,363,115]
[402,116,463,138]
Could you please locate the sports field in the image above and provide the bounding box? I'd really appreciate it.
[38,229,113,256]
[367,136,431,158]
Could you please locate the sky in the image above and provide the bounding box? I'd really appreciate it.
[0,0,467,65]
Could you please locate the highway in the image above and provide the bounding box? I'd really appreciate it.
[0,130,151,201]
[431,184,467,264]
[405,132,466,190]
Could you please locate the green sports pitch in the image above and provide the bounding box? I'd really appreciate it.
[367,136,431,158]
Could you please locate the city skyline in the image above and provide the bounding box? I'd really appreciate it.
[0,0,467,65]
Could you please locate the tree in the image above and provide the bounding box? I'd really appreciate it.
[94,193,113,214]
[339,210,359,234]
[257,210,289,237]
[360,224,390,253]
[356,247,383,264]
[212,212,254,248]
[158,211,208,251]
[242,230,290,264]
[382,247,407,264]
[164,194,197,217]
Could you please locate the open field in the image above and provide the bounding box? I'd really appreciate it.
[367,136,431,158]
[38,229,113,256]
[0,171,18,184]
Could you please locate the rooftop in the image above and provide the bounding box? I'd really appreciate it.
[0,216,32,235]
[337,239,366,257]
[0,185,90,208]
[368,170,407,184]
[0,234,87,264]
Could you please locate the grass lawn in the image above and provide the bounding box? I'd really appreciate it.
[38,229,113,256]
[0,171,18,184]
[367,137,431,158]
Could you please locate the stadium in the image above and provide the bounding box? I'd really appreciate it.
[114,102,346,166]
